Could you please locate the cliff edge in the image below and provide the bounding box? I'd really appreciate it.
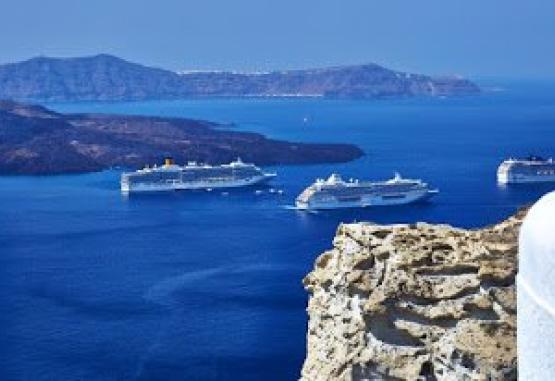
[302,210,525,380]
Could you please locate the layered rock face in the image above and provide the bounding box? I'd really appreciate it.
[302,211,524,381]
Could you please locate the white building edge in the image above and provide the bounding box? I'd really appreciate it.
[518,191,555,379]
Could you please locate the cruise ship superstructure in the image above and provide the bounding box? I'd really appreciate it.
[295,173,438,210]
[121,157,276,193]
[497,156,555,184]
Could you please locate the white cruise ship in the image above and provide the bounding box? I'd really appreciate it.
[121,157,276,193]
[497,156,555,184]
[295,173,438,210]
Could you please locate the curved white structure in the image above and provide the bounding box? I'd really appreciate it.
[518,191,555,379]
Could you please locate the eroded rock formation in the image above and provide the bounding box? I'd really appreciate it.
[302,210,525,380]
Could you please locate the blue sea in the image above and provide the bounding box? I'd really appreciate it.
[1,80,554,381]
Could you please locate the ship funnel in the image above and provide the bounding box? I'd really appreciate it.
[326,173,343,184]
[164,157,175,166]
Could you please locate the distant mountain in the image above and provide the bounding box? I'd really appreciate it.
[0,100,363,174]
[0,55,480,102]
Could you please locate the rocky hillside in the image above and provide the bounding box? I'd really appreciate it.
[0,100,363,174]
[0,55,480,101]
[302,210,524,380]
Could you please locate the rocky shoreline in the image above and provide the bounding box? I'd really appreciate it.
[0,100,363,175]
[302,210,524,380]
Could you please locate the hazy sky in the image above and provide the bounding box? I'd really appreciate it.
[1,0,554,78]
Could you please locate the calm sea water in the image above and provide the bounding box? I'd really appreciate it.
[1,81,554,380]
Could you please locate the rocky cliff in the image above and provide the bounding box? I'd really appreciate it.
[302,210,524,380]
[0,55,480,101]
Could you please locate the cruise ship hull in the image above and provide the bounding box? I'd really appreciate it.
[497,173,555,184]
[121,173,275,193]
[296,189,437,210]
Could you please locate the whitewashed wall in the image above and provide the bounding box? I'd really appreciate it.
[518,191,555,379]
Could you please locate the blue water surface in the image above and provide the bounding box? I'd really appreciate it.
[1,80,554,380]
